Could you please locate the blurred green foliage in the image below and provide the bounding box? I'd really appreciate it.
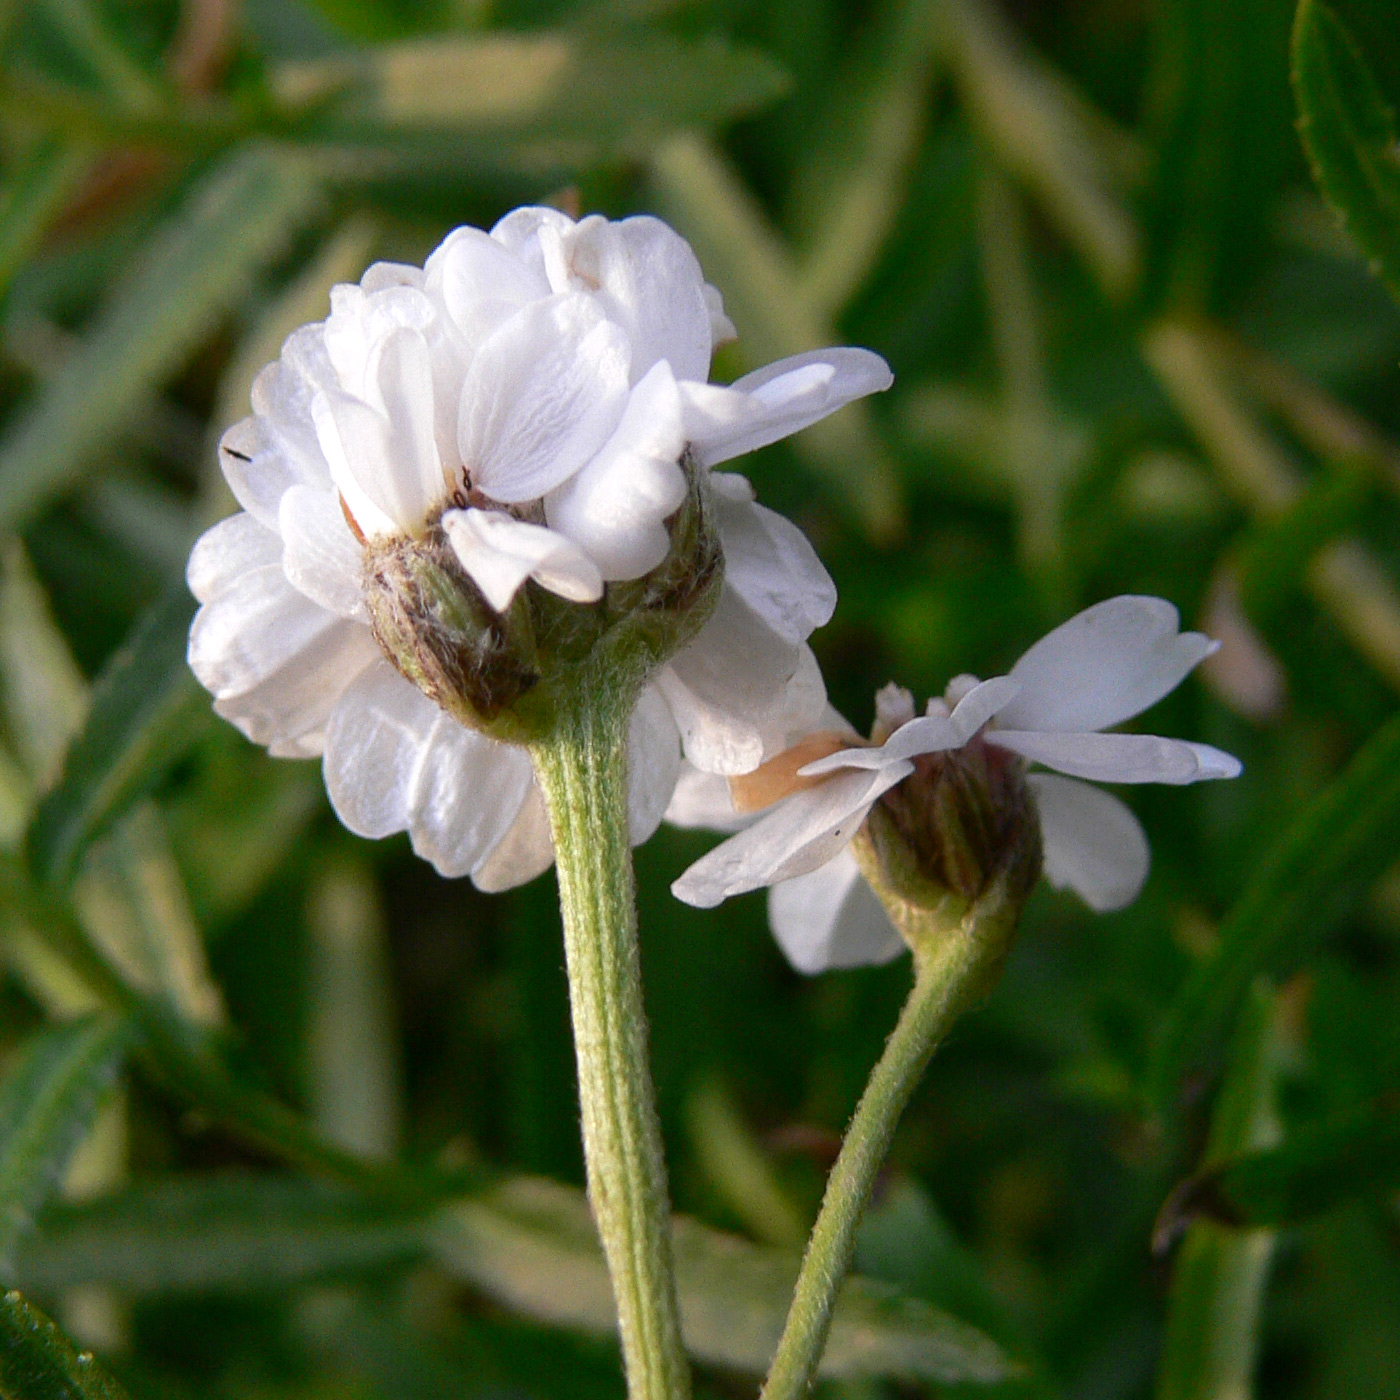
[0,0,1397,1397]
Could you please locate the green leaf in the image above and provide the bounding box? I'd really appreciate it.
[0,1015,130,1276]
[0,1290,131,1400]
[1161,1103,1400,1232]
[0,146,321,533]
[1150,711,1400,1112]
[272,31,789,168]
[0,137,95,307]
[14,1175,426,1295]
[429,1176,1013,1385]
[28,586,207,889]
[1293,0,1400,306]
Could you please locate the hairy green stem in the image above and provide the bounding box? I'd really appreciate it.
[531,693,690,1400]
[759,877,1023,1400]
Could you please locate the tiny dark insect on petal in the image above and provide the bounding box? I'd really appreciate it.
[221,446,252,463]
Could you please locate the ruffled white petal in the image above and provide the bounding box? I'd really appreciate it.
[312,388,412,540]
[323,661,535,879]
[768,848,904,974]
[682,349,892,467]
[656,585,827,775]
[458,294,630,503]
[627,684,682,845]
[704,282,737,347]
[712,474,836,646]
[187,513,281,604]
[987,729,1243,784]
[189,564,378,756]
[541,214,713,384]
[425,225,550,351]
[671,764,910,907]
[278,485,365,620]
[442,509,602,613]
[1029,774,1150,912]
[323,282,435,399]
[997,596,1218,734]
[544,361,687,581]
[472,781,555,892]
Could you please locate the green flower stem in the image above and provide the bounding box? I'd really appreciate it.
[759,872,1025,1400]
[531,691,690,1400]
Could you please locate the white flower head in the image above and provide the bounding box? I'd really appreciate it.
[189,207,892,886]
[670,596,1243,974]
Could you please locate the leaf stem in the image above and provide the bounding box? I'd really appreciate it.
[531,692,690,1400]
[759,876,1023,1400]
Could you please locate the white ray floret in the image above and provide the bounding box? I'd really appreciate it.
[190,207,893,885]
[672,596,1242,969]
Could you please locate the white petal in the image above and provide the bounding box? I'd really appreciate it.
[544,361,687,581]
[988,729,1243,784]
[1029,774,1150,912]
[458,294,630,503]
[442,509,602,613]
[312,389,406,539]
[187,513,281,604]
[190,565,378,753]
[797,713,962,778]
[663,763,747,832]
[713,475,835,645]
[554,214,713,383]
[278,485,365,620]
[705,282,737,347]
[322,661,534,878]
[682,349,893,467]
[490,206,575,258]
[656,586,827,775]
[425,225,550,349]
[370,326,447,522]
[472,780,555,892]
[768,848,904,974]
[628,684,682,845]
[670,764,910,908]
[210,618,378,759]
[949,675,1019,739]
[998,596,1218,733]
[323,283,435,398]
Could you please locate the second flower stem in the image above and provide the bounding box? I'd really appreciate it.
[759,878,1023,1400]
[531,691,690,1400]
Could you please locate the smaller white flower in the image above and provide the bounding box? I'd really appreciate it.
[670,596,1243,974]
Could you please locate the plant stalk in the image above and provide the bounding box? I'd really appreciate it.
[531,692,690,1400]
[759,875,1023,1400]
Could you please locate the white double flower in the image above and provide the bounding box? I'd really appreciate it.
[670,596,1242,973]
[188,208,891,887]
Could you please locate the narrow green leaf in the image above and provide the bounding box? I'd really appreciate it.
[0,146,321,533]
[0,1015,129,1276]
[430,1177,1013,1384]
[272,31,788,167]
[14,1175,427,1295]
[1154,985,1281,1400]
[28,586,207,889]
[0,138,95,306]
[0,542,89,791]
[1150,711,1400,1112]
[1162,1104,1400,1232]
[0,1290,130,1400]
[1294,0,1400,306]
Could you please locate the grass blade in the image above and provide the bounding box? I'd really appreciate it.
[28,585,206,889]
[1149,712,1400,1113]
[0,1015,130,1276]
[0,1290,130,1400]
[0,146,321,533]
